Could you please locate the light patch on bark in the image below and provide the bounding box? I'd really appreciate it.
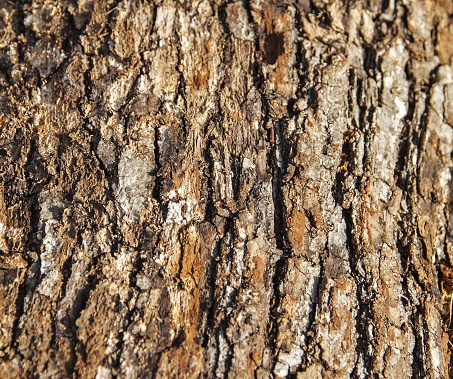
[116,149,154,222]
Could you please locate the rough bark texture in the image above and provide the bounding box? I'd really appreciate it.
[1,0,453,378]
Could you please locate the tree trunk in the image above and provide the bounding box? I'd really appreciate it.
[1,0,452,378]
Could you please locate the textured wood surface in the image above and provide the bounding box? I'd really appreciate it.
[0,0,453,378]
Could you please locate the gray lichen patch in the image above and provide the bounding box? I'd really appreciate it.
[116,148,155,223]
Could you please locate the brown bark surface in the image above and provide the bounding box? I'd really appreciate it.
[1,0,453,378]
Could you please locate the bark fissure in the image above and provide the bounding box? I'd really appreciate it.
[10,137,43,355]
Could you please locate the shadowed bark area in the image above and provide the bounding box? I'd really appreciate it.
[0,0,453,378]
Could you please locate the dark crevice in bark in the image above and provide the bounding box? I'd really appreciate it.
[381,0,390,13]
[148,330,197,379]
[356,77,374,180]
[269,253,286,352]
[202,236,221,349]
[395,61,435,375]
[58,251,74,315]
[231,154,243,202]
[251,29,280,325]
[348,70,360,140]
[111,288,138,378]
[350,257,375,378]
[397,239,425,378]
[306,85,319,112]
[201,112,224,358]
[152,125,168,221]
[249,3,295,356]
[11,138,43,355]
[309,3,329,28]
[340,74,375,375]
[47,249,75,368]
[43,316,59,375]
[264,33,285,65]
[408,258,434,376]
[220,325,234,379]
[217,3,231,36]
[208,304,222,376]
[268,123,290,249]
[201,218,236,377]
[148,5,158,52]
[397,227,412,274]
[267,120,292,370]
[82,55,94,103]
[407,261,427,297]
[277,120,292,175]
[222,225,237,378]
[68,271,100,378]
[395,124,412,190]
[291,6,309,113]
[363,46,377,74]
[203,134,217,222]
[302,260,323,369]
[174,17,188,107]
[414,67,438,198]
[416,223,429,262]
[10,263,31,355]
[62,8,85,56]
[242,0,255,32]
[402,276,427,378]
[217,230,234,375]
[11,1,28,43]
[176,227,188,283]
[432,20,439,50]
[148,350,162,379]
[399,6,413,42]
[375,57,386,108]
[412,310,428,378]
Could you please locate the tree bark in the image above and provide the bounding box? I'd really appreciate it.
[1,0,453,378]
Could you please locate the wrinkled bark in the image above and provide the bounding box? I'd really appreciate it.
[1,0,453,378]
